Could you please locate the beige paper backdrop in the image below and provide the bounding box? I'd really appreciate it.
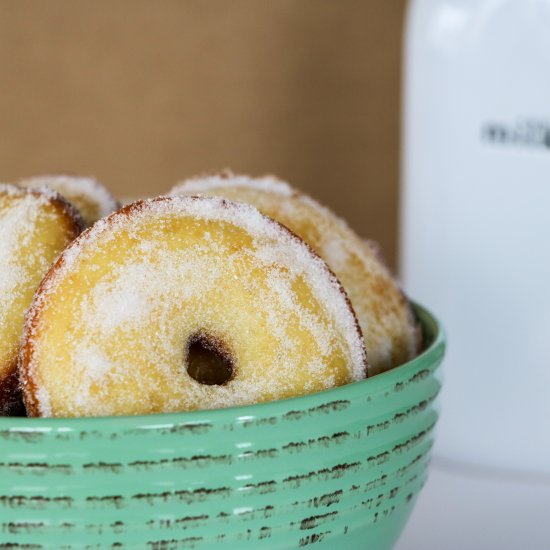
[0,0,406,267]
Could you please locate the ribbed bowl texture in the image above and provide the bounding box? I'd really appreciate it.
[0,304,444,549]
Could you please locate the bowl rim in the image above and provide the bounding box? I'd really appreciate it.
[0,303,445,430]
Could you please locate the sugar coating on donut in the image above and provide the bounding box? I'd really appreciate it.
[21,195,367,417]
[0,184,82,414]
[178,170,295,197]
[20,175,120,226]
[170,172,419,375]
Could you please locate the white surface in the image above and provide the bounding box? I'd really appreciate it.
[395,458,550,550]
[401,0,550,471]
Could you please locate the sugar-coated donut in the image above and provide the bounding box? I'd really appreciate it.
[170,172,418,375]
[20,196,367,418]
[0,184,83,415]
[20,175,120,226]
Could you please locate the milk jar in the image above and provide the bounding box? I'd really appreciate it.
[401,0,550,473]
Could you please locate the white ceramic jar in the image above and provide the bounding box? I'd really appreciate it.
[401,0,550,474]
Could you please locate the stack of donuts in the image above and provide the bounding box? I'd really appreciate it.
[0,171,419,418]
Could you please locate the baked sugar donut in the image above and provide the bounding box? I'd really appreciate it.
[0,184,82,415]
[20,175,120,226]
[170,172,418,375]
[20,196,367,418]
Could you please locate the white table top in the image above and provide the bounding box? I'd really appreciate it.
[395,457,550,550]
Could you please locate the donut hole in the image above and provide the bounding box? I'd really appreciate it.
[186,333,234,386]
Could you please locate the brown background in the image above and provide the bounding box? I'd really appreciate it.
[0,0,406,268]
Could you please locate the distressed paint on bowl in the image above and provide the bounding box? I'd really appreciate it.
[0,304,444,549]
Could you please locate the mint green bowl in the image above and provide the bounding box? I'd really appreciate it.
[0,304,444,549]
